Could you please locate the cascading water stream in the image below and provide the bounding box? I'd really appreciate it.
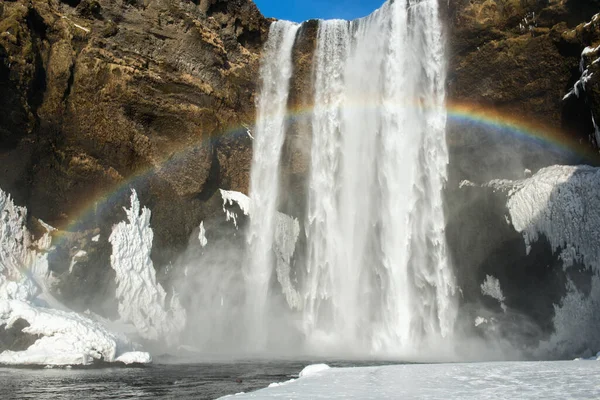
[246,20,300,349]
[247,0,456,356]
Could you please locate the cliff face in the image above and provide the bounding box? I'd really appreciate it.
[0,0,268,261]
[446,0,600,184]
[0,0,269,312]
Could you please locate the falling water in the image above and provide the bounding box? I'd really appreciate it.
[247,0,456,356]
[246,20,300,349]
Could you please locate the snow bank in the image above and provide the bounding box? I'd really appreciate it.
[481,275,507,311]
[0,188,150,366]
[226,362,600,399]
[109,190,186,344]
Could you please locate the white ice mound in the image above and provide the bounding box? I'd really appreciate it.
[0,188,150,366]
[115,351,153,365]
[299,363,331,377]
[109,190,186,344]
[0,300,126,366]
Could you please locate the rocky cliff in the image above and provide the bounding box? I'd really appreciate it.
[0,0,269,312]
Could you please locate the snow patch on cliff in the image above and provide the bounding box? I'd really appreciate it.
[198,221,208,248]
[220,189,251,228]
[494,165,600,270]
[481,275,507,312]
[109,190,186,344]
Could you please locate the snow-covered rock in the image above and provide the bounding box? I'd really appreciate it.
[109,190,186,344]
[0,300,129,366]
[0,188,151,366]
[115,351,152,365]
[486,165,600,357]
[489,165,600,271]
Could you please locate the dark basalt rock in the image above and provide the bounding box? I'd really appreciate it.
[0,319,40,353]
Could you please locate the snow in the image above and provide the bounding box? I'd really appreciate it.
[198,221,208,248]
[481,275,506,311]
[68,250,87,274]
[226,362,600,399]
[0,187,151,366]
[109,190,186,344]
[0,300,128,366]
[299,363,331,377]
[220,189,251,228]
[216,189,302,309]
[115,351,152,365]
[491,165,600,270]
[92,234,100,242]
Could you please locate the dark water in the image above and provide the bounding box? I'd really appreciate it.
[0,360,397,399]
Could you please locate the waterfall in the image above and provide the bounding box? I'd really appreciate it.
[246,21,300,348]
[247,0,456,356]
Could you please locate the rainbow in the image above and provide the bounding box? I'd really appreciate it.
[51,100,599,243]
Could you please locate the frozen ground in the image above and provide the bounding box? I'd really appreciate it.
[226,361,600,399]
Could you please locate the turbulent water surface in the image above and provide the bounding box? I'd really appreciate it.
[0,361,396,399]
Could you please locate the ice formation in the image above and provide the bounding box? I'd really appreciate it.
[491,165,600,270]
[481,275,506,311]
[0,188,149,366]
[198,221,208,248]
[68,250,87,274]
[246,0,456,356]
[220,189,252,228]
[109,190,186,344]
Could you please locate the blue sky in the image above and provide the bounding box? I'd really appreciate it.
[253,0,385,22]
